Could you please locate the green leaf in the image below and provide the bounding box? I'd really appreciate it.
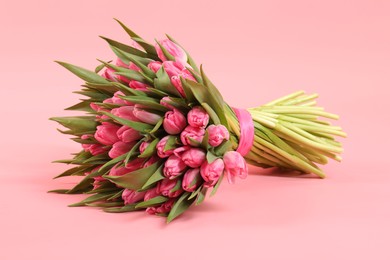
[188,185,202,200]
[214,140,233,156]
[110,82,147,97]
[206,151,219,163]
[83,153,110,164]
[53,165,95,179]
[98,153,127,174]
[110,46,156,79]
[180,77,196,103]
[104,161,162,190]
[101,111,153,133]
[167,192,195,223]
[200,130,209,150]
[210,173,224,197]
[66,168,105,194]
[85,82,118,94]
[65,101,94,112]
[149,118,163,136]
[103,203,141,213]
[97,59,150,84]
[125,139,143,164]
[201,102,220,125]
[50,116,97,133]
[196,187,208,205]
[141,165,165,190]
[86,201,124,208]
[120,96,168,112]
[100,36,150,58]
[166,34,199,73]
[114,18,158,56]
[55,61,109,84]
[74,89,110,100]
[47,189,69,194]
[139,138,159,158]
[154,67,182,97]
[184,79,227,127]
[164,135,178,151]
[95,62,108,73]
[135,196,168,208]
[68,192,115,207]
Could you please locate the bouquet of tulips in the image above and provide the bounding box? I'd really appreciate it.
[51,20,346,222]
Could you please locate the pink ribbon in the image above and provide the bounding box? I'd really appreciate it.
[232,108,254,157]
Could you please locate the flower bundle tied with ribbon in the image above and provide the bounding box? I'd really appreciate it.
[50,20,346,222]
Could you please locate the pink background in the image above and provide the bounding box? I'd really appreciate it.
[1,0,389,259]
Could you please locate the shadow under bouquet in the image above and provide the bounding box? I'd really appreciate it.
[50,20,346,222]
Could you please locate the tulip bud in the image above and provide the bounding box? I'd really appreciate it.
[143,155,160,168]
[144,187,159,201]
[111,106,139,121]
[129,80,149,91]
[157,178,183,198]
[122,189,146,205]
[162,61,183,78]
[148,61,162,73]
[139,141,150,154]
[156,136,176,158]
[155,39,188,66]
[207,124,229,147]
[223,151,248,184]
[182,168,202,192]
[200,158,224,188]
[109,163,130,176]
[180,147,206,168]
[116,125,141,143]
[108,141,135,158]
[133,104,162,124]
[180,126,205,146]
[163,155,187,179]
[94,123,121,145]
[163,109,187,135]
[125,158,145,172]
[160,96,176,110]
[187,106,209,128]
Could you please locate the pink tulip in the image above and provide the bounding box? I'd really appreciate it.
[207,124,230,147]
[162,61,184,78]
[94,123,121,145]
[111,106,139,121]
[81,135,108,155]
[182,168,202,192]
[156,136,176,158]
[122,189,146,205]
[223,151,248,184]
[146,199,175,215]
[116,125,141,143]
[101,67,117,81]
[143,155,160,168]
[171,76,186,97]
[163,155,187,179]
[109,163,130,176]
[180,147,206,168]
[125,158,145,172]
[102,93,130,106]
[187,106,209,128]
[160,96,176,110]
[133,104,162,124]
[148,61,162,73]
[157,178,183,198]
[139,141,150,154]
[180,126,205,146]
[115,58,128,68]
[108,141,135,158]
[129,80,149,91]
[144,187,159,201]
[163,109,187,135]
[200,158,224,188]
[155,39,188,66]
[128,62,141,72]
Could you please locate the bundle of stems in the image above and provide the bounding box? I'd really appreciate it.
[226,91,346,178]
